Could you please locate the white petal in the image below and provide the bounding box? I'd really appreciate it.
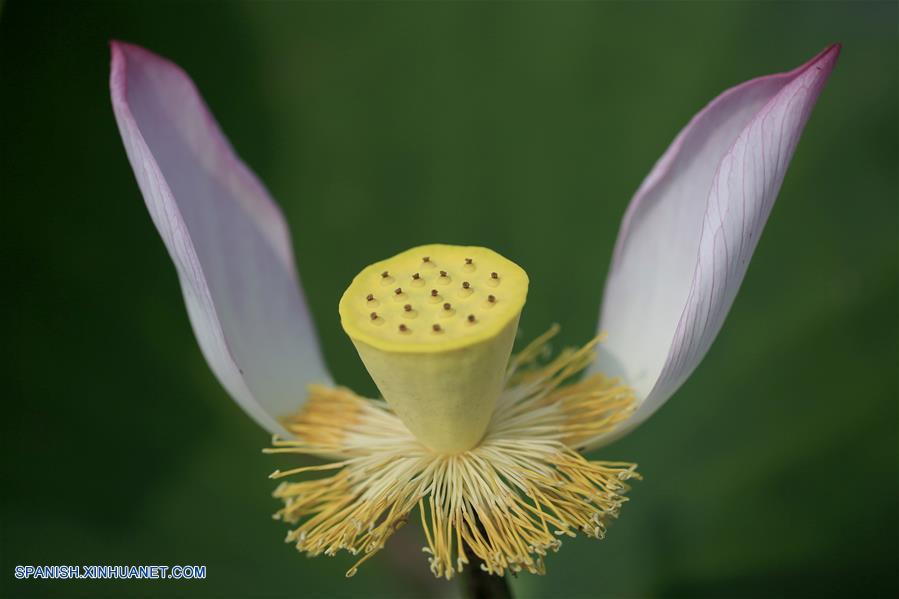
[593,45,840,442]
[109,41,332,434]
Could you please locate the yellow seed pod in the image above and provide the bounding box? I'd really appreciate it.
[339,244,529,453]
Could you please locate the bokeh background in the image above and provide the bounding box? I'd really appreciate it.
[2,1,896,598]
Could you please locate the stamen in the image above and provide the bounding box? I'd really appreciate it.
[269,332,638,580]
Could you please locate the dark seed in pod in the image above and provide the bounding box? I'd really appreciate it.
[432,324,442,332]
[366,293,374,301]
[431,289,439,297]
[395,288,403,295]
[404,304,412,312]
[370,312,378,320]
[467,314,476,323]
[443,303,451,310]
[462,281,470,289]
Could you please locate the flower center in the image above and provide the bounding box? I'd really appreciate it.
[339,244,529,453]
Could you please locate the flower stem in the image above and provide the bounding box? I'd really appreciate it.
[463,515,514,599]
[463,563,513,599]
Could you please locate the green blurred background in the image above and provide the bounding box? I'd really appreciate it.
[2,1,896,598]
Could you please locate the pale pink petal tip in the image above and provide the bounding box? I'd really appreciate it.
[591,44,840,446]
[109,41,331,435]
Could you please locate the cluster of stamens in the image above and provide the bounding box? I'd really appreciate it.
[268,327,639,580]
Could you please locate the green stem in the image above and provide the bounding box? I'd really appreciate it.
[462,515,513,599]
[463,562,513,599]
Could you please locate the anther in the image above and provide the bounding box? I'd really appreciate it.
[381,271,389,278]
[366,293,374,301]
[467,314,476,323]
[488,295,496,303]
[491,272,498,279]
[370,312,378,320]
[432,324,442,332]
[431,289,439,297]
[395,288,403,295]
[404,304,412,312]
[443,303,452,310]
[462,281,470,289]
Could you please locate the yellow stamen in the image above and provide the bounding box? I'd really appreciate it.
[266,330,639,579]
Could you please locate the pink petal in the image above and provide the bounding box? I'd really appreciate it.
[109,41,331,434]
[593,45,840,442]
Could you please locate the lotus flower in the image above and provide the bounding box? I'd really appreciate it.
[109,40,839,579]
